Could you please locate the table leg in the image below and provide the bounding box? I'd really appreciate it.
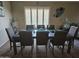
[13,42,17,55]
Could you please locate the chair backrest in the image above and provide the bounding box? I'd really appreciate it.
[37,25,45,29]
[5,27,15,42]
[10,22,17,34]
[47,25,55,30]
[67,26,78,37]
[26,25,34,30]
[37,31,48,45]
[19,31,33,46]
[70,23,78,27]
[51,30,67,45]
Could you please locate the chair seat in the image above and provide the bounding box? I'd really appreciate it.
[12,35,20,42]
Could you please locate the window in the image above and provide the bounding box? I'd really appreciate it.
[31,8,37,27]
[44,8,49,27]
[25,7,49,28]
[38,8,43,25]
[25,8,31,25]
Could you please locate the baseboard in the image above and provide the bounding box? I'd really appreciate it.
[0,40,8,47]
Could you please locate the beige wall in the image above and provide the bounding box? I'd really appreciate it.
[0,1,12,47]
[11,1,79,29]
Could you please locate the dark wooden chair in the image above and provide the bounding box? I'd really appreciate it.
[26,25,34,30]
[5,27,20,51]
[19,31,34,56]
[50,30,67,55]
[66,26,78,46]
[47,25,55,33]
[37,25,45,29]
[47,25,55,30]
[36,31,48,56]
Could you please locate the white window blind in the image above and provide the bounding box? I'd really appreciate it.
[25,7,49,28]
[44,8,49,27]
[25,8,31,25]
[32,8,37,27]
[38,8,43,25]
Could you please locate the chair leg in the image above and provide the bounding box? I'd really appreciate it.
[10,42,12,50]
[48,39,51,48]
[71,39,74,47]
[62,45,64,55]
[52,45,54,55]
[67,39,72,54]
[21,46,23,56]
[13,42,17,55]
[31,45,34,55]
[57,46,60,48]
[23,46,25,48]
[36,45,38,54]
[46,45,47,57]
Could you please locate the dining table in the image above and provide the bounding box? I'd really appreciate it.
[32,29,55,38]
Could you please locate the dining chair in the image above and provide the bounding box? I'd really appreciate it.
[47,25,55,30]
[10,22,18,34]
[19,31,34,56]
[26,25,34,30]
[5,26,20,50]
[36,31,48,56]
[37,25,45,29]
[66,26,78,47]
[50,30,67,55]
